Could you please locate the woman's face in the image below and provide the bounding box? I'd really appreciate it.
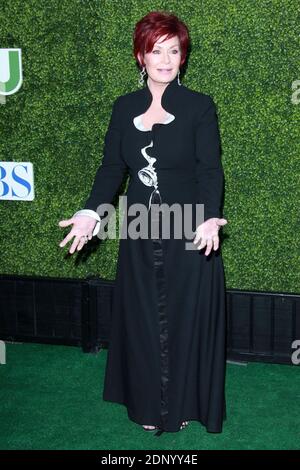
[140,34,182,84]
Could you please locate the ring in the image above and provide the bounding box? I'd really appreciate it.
[82,235,89,244]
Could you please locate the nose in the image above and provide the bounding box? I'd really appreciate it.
[162,51,171,64]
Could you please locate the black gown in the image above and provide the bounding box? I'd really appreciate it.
[83,75,227,434]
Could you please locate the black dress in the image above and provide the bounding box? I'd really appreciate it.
[83,75,227,434]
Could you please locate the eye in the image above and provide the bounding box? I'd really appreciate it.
[172,49,179,54]
[152,50,160,54]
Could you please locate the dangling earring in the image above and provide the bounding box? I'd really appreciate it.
[139,66,147,87]
[177,70,182,86]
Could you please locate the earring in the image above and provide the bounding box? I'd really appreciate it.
[177,70,182,86]
[139,66,147,87]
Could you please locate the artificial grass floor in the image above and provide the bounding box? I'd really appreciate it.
[0,342,299,450]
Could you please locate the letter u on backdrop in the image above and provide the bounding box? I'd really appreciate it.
[0,48,23,96]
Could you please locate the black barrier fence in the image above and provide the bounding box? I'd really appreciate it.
[0,274,299,364]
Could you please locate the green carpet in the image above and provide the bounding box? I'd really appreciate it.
[0,342,299,450]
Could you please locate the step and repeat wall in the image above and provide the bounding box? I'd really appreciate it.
[0,0,299,293]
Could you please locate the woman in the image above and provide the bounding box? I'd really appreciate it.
[59,11,228,436]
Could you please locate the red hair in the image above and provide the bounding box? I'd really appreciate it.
[133,11,190,68]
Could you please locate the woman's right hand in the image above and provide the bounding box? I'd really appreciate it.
[58,215,97,254]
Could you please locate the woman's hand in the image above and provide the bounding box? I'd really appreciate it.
[193,217,228,256]
[58,215,97,254]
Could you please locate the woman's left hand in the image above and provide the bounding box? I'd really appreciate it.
[193,217,228,256]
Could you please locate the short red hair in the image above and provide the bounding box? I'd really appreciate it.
[133,11,190,68]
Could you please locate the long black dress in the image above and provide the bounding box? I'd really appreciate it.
[83,75,227,434]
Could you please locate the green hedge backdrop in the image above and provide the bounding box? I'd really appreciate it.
[0,0,299,291]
